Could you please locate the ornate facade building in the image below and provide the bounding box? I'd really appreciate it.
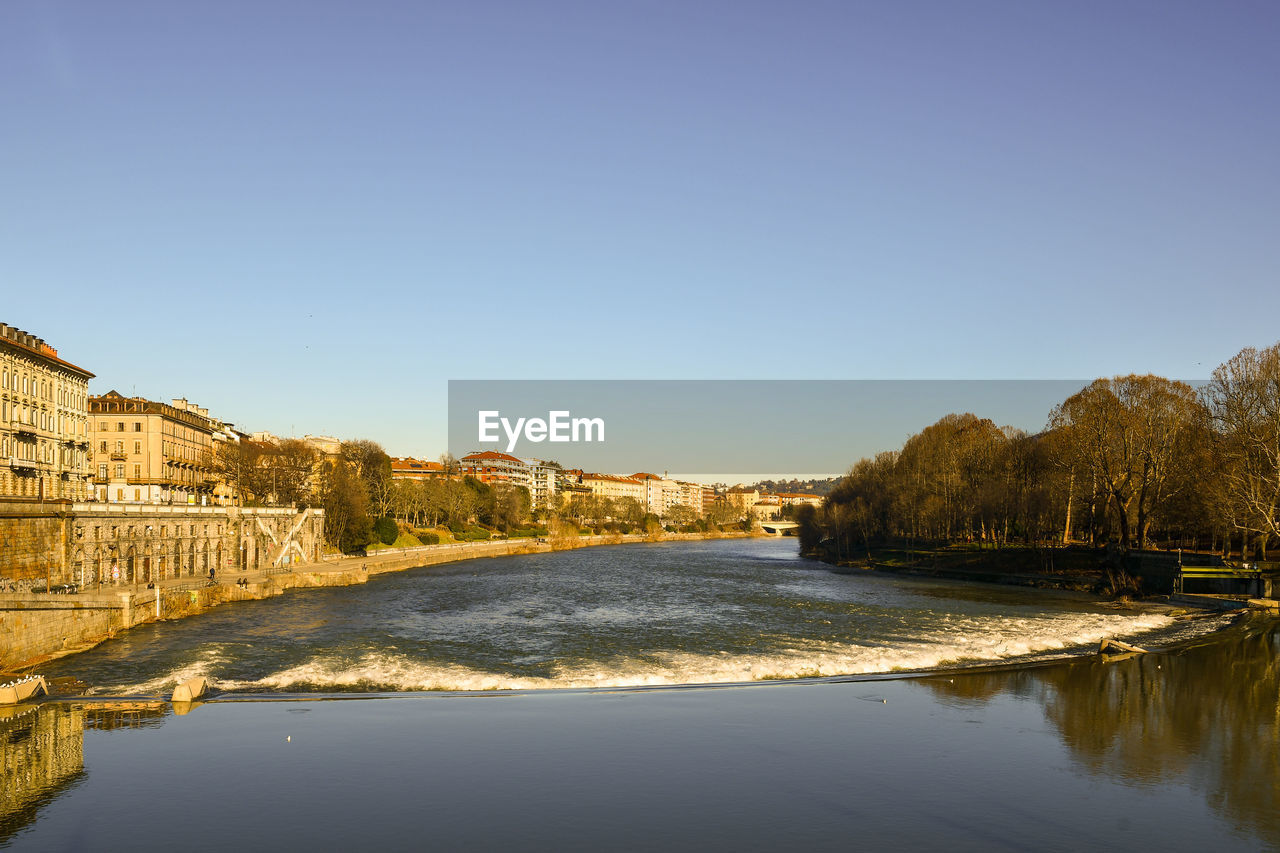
[87,392,235,505]
[0,322,94,501]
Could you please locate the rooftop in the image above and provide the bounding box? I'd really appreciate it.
[461,450,525,464]
[0,321,94,380]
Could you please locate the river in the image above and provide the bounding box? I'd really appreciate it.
[5,538,1279,850]
[38,537,1218,692]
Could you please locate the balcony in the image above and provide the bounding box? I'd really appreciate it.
[109,451,127,461]
[10,420,37,438]
[9,457,40,473]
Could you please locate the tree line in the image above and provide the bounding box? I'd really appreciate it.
[214,439,543,552]
[796,342,1280,563]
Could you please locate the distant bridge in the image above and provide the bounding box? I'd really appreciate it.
[758,521,798,536]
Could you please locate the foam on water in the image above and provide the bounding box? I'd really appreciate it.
[209,610,1175,693]
[95,643,232,696]
[52,540,1228,698]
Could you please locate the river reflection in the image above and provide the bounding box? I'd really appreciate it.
[919,615,1280,848]
[4,618,1279,850]
[0,704,83,846]
[0,700,169,845]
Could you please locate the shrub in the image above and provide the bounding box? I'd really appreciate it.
[373,516,399,546]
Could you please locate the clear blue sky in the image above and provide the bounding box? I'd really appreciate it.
[4,1,1278,459]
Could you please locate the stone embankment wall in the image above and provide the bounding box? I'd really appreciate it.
[0,503,69,587]
[0,500,324,591]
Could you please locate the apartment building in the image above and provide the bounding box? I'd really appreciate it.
[631,472,684,517]
[301,434,342,457]
[752,494,783,520]
[0,322,94,500]
[580,472,646,504]
[88,392,233,505]
[778,492,823,508]
[726,487,761,514]
[678,481,704,515]
[520,458,559,509]
[390,457,446,479]
[460,450,532,491]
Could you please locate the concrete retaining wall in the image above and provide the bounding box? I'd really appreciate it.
[0,594,128,668]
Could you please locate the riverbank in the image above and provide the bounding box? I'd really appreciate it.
[805,542,1280,628]
[814,544,1106,590]
[1,530,752,672]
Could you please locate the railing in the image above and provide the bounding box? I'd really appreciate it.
[70,502,310,516]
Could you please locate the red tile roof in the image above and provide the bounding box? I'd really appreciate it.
[583,473,642,484]
[462,451,524,464]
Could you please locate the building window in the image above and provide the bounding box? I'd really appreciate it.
[134,488,141,501]
[117,422,124,432]
[100,441,107,452]
[114,464,124,478]
[134,422,142,432]
[133,464,141,478]
[98,464,107,480]
[133,441,141,454]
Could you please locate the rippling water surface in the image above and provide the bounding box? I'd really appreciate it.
[43,538,1211,693]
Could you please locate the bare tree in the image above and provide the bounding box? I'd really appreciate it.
[1203,343,1280,558]
[1050,375,1202,550]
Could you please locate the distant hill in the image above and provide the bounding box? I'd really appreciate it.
[751,477,837,497]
